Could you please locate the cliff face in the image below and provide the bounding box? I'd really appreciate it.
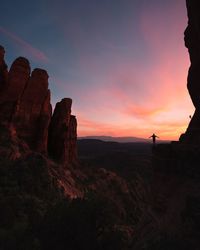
[149,1,200,248]
[0,47,77,164]
[48,98,77,165]
[180,0,200,143]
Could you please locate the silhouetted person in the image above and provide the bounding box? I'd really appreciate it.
[149,133,159,145]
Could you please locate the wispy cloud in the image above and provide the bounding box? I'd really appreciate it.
[0,26,49,63]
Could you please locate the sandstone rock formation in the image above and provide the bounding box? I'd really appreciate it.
[0,45,8,90]
[180,0,200,144]
[13,68,52,154]
[48,98,77,164]
[0,46,77,164]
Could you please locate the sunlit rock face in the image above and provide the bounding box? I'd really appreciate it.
[48,98,77,165]
[180,0,200,144]
[0,46,77,164]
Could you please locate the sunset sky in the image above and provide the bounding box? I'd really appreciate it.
[0,0,192,140]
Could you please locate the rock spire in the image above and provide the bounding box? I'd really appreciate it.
[0,46,77,164]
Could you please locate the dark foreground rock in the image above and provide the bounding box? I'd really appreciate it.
[132,1,200,248]
[147,142,200,249]
[180,0,200,144]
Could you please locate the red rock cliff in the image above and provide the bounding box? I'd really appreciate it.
[0,46,77,164]
[48,98,77,165]
[13,68,52,154]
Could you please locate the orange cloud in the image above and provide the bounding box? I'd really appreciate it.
[124,105,164,118]
[76,109,188,140]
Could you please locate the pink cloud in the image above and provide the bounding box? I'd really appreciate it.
[124,105,164,118]
[77,115,116,136]
[46,1,191,140]
[55,46,192,139]
[55,52,192,139]
[0,26,49,63]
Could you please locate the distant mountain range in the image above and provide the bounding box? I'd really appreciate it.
[78,136,170,143]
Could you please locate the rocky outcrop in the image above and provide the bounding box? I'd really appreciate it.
[0,46,77,164]
[13,68,52,154]
[0,57,31,122]
[48,98,77,164]
[180,0,200,144]
[5,57,30,100]
[0,45,8,90]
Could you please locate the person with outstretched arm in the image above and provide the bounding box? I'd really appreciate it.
[149,133,159,144]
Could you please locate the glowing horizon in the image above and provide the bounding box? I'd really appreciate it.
[0,0,192,140]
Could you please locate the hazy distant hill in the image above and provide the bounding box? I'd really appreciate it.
[78,135,170,143]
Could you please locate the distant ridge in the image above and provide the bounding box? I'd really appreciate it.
[78,136,170,143]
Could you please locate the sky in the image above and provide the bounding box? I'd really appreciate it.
[0,0,192,140]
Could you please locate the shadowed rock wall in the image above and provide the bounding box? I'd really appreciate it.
[180,0,200,144]
[150,2,200,247]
